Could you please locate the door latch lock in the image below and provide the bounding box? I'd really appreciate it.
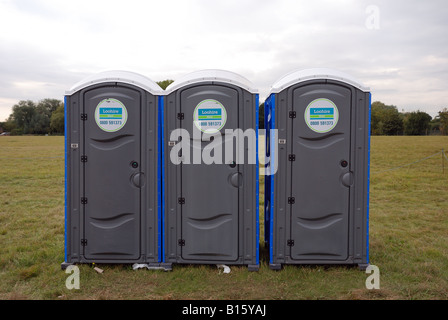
[131,161,139,168]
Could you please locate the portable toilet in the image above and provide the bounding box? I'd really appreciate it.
[162,69,260,271]
[264,68,370,270]
[62,70,164,268]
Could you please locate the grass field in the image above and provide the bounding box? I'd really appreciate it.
[0,136,447,300]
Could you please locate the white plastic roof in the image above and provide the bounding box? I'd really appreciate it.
[165,69,258,94]
[269,68,370,94]
[65,70,164,95]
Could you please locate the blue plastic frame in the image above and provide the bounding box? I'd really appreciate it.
[255,94,260,265]
[366,92,371,263]
[263,93,275,264]
[64,96,68,262]
[158,96,164,263]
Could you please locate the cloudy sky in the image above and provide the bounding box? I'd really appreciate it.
[0,0,447,121]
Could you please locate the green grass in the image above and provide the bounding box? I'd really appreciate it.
[0,135,447,300]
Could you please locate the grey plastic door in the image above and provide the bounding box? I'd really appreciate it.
[83,86,141,260]
[180,85,239,261]
[290,83,352,260]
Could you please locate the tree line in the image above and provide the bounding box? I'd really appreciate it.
[1,99,64,135]
[371,101,448,135]
[1,96,447,136]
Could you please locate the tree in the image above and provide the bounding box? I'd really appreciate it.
[6,99,64,135]
[157,79,174,90]
[50,105,65,134]
[371,101,403,135]
[10,100,37,134]
[33,99,63,134]
[403,111,432,135]
[430,116,441,135]
[438,108,448,135]
[30,111,50,135]
[37,98,62,117]
[1,118,16,133]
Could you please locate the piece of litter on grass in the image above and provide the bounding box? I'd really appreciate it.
[132,263,149,270]
[94,267,104,274]
[217,264,231,274]
[132,263,171,271]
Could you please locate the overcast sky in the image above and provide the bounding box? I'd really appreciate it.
[0,0,447,121]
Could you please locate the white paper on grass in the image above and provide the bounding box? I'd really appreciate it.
[217,264,231,274]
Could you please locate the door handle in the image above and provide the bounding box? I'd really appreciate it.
[131,172,145,188]
[341,172,353,187]
[228,172,243,188]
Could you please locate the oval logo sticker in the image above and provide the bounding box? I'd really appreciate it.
[95,98,128,132]
[304,98,339,133]
[193,99,227,134]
